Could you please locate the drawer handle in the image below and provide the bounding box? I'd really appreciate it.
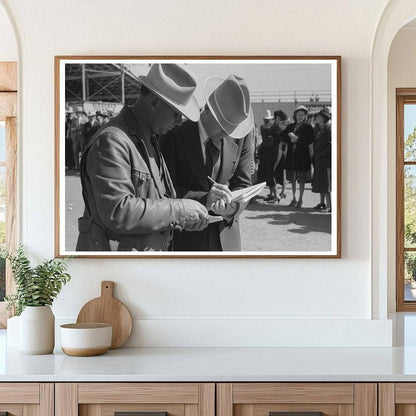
[270,413,324,416]
[115,413,168,416]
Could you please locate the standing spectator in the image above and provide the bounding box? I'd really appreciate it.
[312,109,332,212]
[257,110,279,202]
[282,105,315,208]
[65,106,75,169]
[71,106,88,169]
[102,111,110,125]
[272,110,290,200]
[83,110,104,148]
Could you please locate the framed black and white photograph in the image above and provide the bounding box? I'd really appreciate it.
[55,56,341,258]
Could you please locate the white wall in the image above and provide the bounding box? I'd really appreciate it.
[0,0,394,346]
[387,25,416,312]
[0,3,17,61]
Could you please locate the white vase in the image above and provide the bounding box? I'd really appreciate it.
[19,305,55,354]
[6,315,20,347]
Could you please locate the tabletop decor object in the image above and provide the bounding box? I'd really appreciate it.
[60,323,112,356]
[76,281,132,349]
[1,245,71,354]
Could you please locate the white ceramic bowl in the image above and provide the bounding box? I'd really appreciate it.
[60,323,112,356]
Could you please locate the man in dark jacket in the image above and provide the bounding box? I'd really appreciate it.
[75,64,209,252]
[161,75,254,251]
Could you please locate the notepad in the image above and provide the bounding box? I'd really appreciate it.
[230,182,266,203]
[208,215,224,224]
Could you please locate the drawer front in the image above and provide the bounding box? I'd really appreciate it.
[379,383,416,416]
[56,383,215,416]
[218,383,376,416]
[0,383,53,416]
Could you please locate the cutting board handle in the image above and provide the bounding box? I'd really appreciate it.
[101,281,115,298]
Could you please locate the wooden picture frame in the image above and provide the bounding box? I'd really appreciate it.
[55,56,341,258]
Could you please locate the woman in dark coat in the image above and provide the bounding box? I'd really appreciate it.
[257,110,279,202]
[312,109,332,212]
[282,105,315,208]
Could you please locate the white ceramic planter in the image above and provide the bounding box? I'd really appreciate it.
[19,305,55,354]
[6,315,20,347]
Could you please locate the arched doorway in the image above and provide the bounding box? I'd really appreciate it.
[371,0,416,319]
[0,0,18,327]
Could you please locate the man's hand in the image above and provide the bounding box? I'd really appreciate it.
[182,199,209,232]
[206,182,232,208]
[210,200,238,218]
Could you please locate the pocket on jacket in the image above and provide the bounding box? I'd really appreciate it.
[132,169,153,198]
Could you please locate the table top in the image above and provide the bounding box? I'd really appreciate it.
[2,329,416,382]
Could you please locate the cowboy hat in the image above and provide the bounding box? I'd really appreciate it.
[263,109,274,120]
[204,74,254,138]
[138,64,200,122]
[294,105,309,115]
[65,106,74,114]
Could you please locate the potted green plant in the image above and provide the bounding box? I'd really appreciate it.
[1,245,71,354]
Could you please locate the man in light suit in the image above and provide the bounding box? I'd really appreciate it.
[161,74,254,251]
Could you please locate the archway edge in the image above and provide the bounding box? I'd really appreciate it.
[371,0,416,319]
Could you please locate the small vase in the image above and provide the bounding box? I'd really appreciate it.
[19,305,55,354]
[6,315,20,347]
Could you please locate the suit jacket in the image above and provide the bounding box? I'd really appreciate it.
[76,106,186,252]
[161,121,253,251]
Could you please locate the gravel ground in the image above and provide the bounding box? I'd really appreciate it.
[65,172,331,253]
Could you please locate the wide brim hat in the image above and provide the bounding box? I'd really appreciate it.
[65,106,74,114]
[294,105,309,115]
[205,75,254,139]
[263,109,274,120]
[138,64,200,122]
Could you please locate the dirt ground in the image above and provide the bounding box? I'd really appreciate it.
[65,172,331,252]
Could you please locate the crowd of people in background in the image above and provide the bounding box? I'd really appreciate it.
[255,105,332,213]
[65,106,114,170]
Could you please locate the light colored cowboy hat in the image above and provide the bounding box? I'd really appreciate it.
[294,105,309,115]
[263,109,274,120]
[138,64,200,122]
[204,74,254,138]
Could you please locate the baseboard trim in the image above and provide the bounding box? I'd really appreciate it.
[56,317,392,347]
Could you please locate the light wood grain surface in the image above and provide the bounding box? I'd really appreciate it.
[353,384,377,416]
[0,62,17,92]
[76,281,133,349]
[55,383,78,416]
[77,383,199,404]
[0,383,39,403]
[379,383,395,416]
[233,383,354,404]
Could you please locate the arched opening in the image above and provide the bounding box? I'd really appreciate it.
[371,0,416,320]
[0,0,19,327]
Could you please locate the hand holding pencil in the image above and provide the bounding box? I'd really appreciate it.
[206,176,232,207]
[207,176,237,217]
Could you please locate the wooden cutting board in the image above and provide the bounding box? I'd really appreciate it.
[76,281,133,349]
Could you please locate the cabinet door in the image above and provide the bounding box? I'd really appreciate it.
[217,383,377,416]
[0,383,53,416]
[379,383,416,416]
[55,383,215,416]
